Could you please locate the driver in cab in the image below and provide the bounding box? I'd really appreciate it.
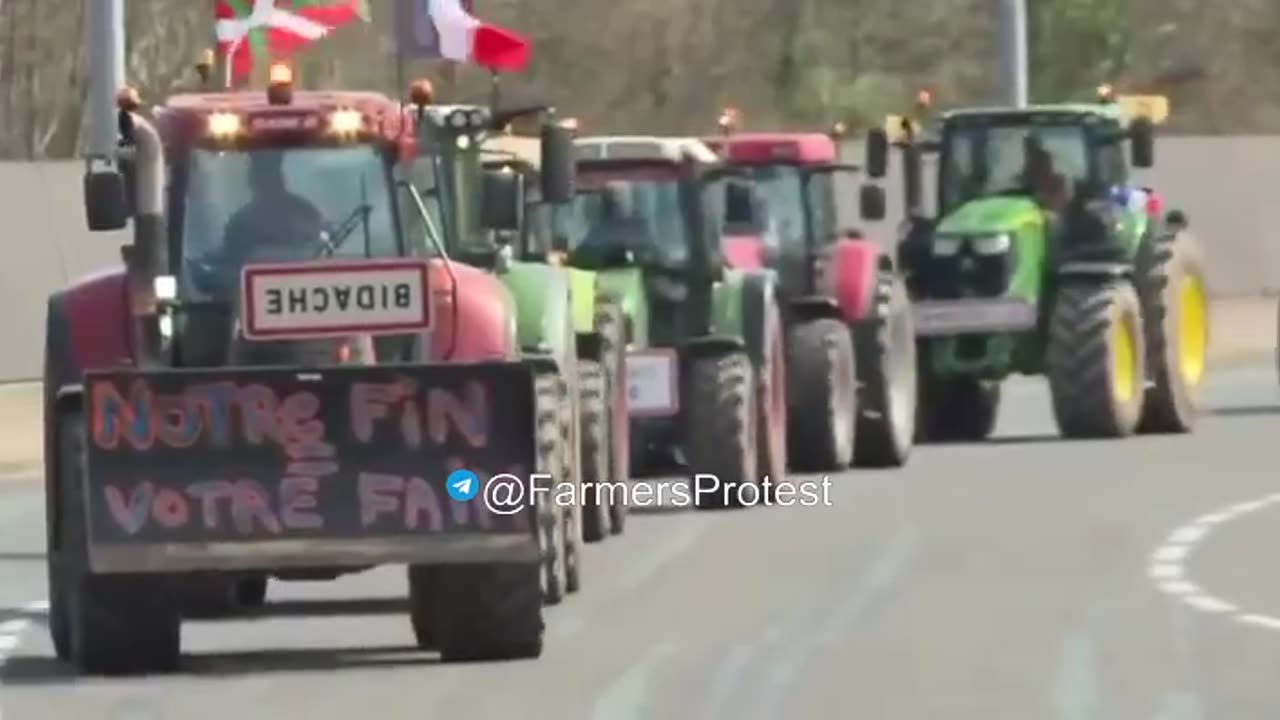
[581,182,650,254]
[222,152,326,266]
[1021,134,1071,214]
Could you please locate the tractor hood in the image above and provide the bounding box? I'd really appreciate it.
[936,196,1043,236]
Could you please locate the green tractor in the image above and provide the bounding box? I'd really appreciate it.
[400,97,592,608]
[479,131,630,541]
[884,89,1208,439]
[562,135,789,509]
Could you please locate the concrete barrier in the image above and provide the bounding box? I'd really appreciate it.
[3,138,1279,382]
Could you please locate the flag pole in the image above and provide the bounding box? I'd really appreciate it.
[489,69,500,110]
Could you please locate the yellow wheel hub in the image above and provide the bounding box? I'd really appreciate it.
[1111,311,1138,404]
[1178,275,1208,386]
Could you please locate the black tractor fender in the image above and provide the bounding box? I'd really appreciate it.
[1055,261,1132,281]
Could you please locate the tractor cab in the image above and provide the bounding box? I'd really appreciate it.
[702,110,887,300]
[567,136,727,346]
[888,87,1163,301]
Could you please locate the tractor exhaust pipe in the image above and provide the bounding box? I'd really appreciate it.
[120,109,168,279]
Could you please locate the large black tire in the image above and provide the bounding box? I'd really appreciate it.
[915,367,1001,443]
[1135,230,1208,434]
[853,272,918,467]
[578,359,611,543]
[684,351,757,510]
[756,301,788,494]
[1047,281,1147,438]
[406,565,440,650]
[595,297,629,535]
[558,367,583,596]
[785,317,856,472]
[48,411,181,675]
[431,563,544,662]
[542,372,571,604]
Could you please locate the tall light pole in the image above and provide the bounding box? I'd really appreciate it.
[997,0,1029,107]
[85,0,126,166]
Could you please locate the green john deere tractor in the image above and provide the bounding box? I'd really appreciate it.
[560,135,789,509]
[884,90,1208,440]
[479,131,631,542]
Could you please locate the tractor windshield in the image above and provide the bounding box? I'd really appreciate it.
[180,144,400,299]
[563,166,690,269]
[729,164,806,249]
[939,117,1089,212]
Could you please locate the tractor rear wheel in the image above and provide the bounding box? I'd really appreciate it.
[1135,230,1208,433]
[595,297,630,535]
[785,317,856,472]
[853,272,918,466]
[685,351,757,510]
[579,359,612,543]
[49,411,181,675]
[915,367,1000,443]
[1047,281,1147,438]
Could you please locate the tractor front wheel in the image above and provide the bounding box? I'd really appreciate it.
[915,365,1000,443]
[49,411,181,675]
[1047,281,1146,438]
[756,301,788,492]
[785,317,856,471]
[579,359,612,543]
[685,351,757,510]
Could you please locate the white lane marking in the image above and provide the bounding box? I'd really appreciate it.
[1147,492,1280,627]
[589,641,679,720]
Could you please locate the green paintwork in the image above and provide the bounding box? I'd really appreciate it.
[936,196,1048,303]
[565,266,598,335]
[501,260,573,368]
[711,270,747,339]
[595,268,650,348]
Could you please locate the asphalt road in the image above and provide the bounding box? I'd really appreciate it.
[0,364,1279,719]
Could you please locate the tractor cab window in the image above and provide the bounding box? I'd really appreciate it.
[804,171,837,245]
[182,144,399,299]
[742,164,806,252]
[939,117,1089,212]
[568,166,690,269]
[398,154,447,257]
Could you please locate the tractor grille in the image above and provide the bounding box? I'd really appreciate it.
[918,241,1015,299]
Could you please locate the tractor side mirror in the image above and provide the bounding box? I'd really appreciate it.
[1130,117,1155,168]
[540,122,575,204]
[864,128,889,179]
[859,183,886,221]
[83,169,130,231]
[480,169,524,233]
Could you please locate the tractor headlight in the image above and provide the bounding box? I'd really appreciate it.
[328,109,362,135]
[932,235,962,256]
[207,112,241,138]
[971,233,1010,255]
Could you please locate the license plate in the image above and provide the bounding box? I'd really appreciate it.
[626,349,679,417]
[913,299,1038,336]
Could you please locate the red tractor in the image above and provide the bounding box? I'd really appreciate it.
[704,111,916,469]
[50,63,579,673]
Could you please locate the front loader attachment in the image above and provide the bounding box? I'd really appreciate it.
[83,362,542,574]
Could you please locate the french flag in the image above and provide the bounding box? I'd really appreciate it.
[428,0,531,71]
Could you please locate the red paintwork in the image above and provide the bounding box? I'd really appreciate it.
[424,260,515,362]
[703,133,837,166]
[1146,191,1163,217]
[827,238,881,323]
[155,89,414,159]
[62,269,134,372]
[722,234,765,269]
